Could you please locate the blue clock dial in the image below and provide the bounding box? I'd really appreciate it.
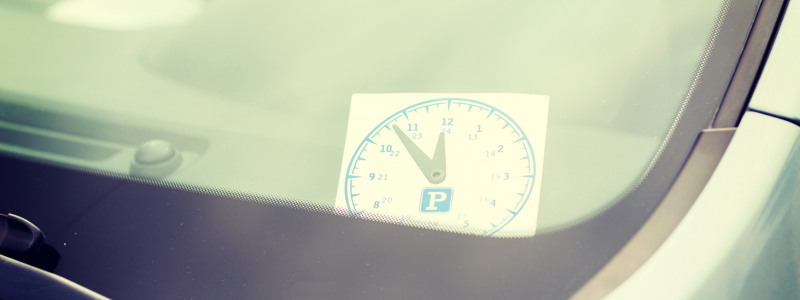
[344,98,535,236]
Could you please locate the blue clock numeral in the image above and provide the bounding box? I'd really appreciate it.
[369,173,389,180]
[407,124,418,131]
[491,173,509,180]
[441,118,454,125]
[487,145,504,157]
[381,145,400,156]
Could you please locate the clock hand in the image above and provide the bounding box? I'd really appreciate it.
[392,124,432,179]
[429,132,446,184]
[391,125,446,184]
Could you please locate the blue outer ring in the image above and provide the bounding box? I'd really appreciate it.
[344,98,536,236]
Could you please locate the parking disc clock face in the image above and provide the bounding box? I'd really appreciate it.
[335,94,549,237]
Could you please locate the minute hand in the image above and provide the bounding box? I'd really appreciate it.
[392,125,446,184]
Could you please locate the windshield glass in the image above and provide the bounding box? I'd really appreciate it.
[1,0,764,299]
[1,0,725,236]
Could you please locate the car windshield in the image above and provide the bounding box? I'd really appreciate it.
[0,0,727,233]
[0,0,753,298]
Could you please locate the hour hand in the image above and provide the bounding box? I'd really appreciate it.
[392,125,446,184]
[429,132,446,183]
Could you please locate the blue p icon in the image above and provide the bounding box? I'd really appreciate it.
[420,188,453,213]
